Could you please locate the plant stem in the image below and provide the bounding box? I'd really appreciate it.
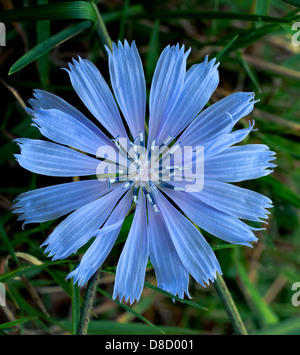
[92,2,113,52]
[214,273,248,335]
[77,269,100,335]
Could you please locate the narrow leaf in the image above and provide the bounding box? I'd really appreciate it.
[0,317,37,330]
[9,21,91,75]
[0,1,97,23]
[131,10,292,23]
[235,250,279,327]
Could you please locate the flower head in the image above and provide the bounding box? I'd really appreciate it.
[13,41,275,304]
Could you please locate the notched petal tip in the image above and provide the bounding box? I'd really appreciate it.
[25,107,34,115]
[104,44,112,57]
[184,46,191,59]
[13,138,24,146]
[13,154,20,162]
[65,272,74,281]
[112,291,140,306]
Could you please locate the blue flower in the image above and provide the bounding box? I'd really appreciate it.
[13,41,275,304]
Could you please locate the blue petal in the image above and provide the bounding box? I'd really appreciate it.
[148,201,190,299]
[14,139,104,177]
[148,44,189,146]
[190,181,272,222]
[113,191,148,304]
[28,89,112,147]
[42,185,127,260]
[32,109,109,156]
[204,121,256,158]
[180,92,256,147]
[205,144,276,182]
[107,41,146,139]
[156,57,219,145]
[155,191,221,286]
[64,57,127,138]
[162,188,258,246]
[13,180,114,225]
[66,189,133,286]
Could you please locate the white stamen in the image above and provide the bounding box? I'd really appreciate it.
[162,134,173,146]
[153,204,159,213]
[174,186,186,191]
[151,138,156,151]
[169,143,180,155]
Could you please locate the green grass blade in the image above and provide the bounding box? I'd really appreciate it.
[59,319,203,335]
[101,5,143,24]
[210,243,241,251]
[216,34,239,61]
[118,0,130,41]
[131,10,292,23]
[259,134,300,158]
[46,268,71,296]
[0,317,37,330]
[146,19,160,80]
[144,282,208,311]
[0,217,20,267]
[226,24,278,53]
[235,250,279,327]
[251,317,300,335]
[9,20,91,75]
[281,0,300,8]
[236,51,261,92]
[261,176,300,208]
[255,0,271,15]
[97,287,165,334]
[0,260,69,283]
[36,0,50,89]
[0,1,97,23]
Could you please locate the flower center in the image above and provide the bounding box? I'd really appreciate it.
[107,132,190,213]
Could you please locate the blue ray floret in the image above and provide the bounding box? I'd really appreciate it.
[13,40,275,304]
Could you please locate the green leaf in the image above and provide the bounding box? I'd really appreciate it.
[235,250,279,327]
[60,320,202,335]
[281,0,300,8]
[9,20,91,75]
[227,24,278,52]
[236,51,261,92]
[252,317,300,335]
[0,260,69,283]
[216,34,239,61]
[131,10,292,23]
[101,5,143,24]
[210,243,241,251]
[0,317,37,330]
[259,134,300,158]
[255,0,271,15]
[46,268,71,296]
[146,19,160,80]
[36,0,50,89]
[144,282,208,311]
[261,176,300,208]
[118,0,130,41]
[97,287,165,334]
[0,1,97,23]
[0,217,20,267]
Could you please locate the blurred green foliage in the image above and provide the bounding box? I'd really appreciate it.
[0,0,300,335]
